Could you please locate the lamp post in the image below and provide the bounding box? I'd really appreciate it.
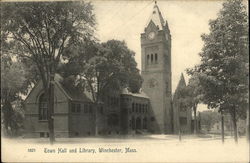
[178,103,182,142]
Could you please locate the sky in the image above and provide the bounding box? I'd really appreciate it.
[92,0,228,111]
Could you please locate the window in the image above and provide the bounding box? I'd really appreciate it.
[136,103,138,113]
[72,103,81,113]
[84,104,88,113]
[143,118,147,129]
[77,104,81,112]
[147,55,150,64]
[40,132,45,138]
[75,132,79,136]
[99,106,104,114]
[180,117,187,125]
[40,132,49,138]
[89,104,93,113]
[155,53,158,63]
[132,103,135,112]
[151,54,153,63]
[150,117,155,121]
[131,117,135,130]
[39,94,48,120]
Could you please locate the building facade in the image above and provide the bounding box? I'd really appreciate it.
[24,2,193,137]
[24,76,150,137]
[24,75,96,138]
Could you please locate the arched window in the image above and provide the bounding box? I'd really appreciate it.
[155,53,158,63]
[151,54,154,63]
[136,117,141,129]
[131,117,135,130]
[39,93,48,120]
[147,55,150,64]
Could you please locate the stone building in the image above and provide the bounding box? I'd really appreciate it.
[172,73,192,134]
[141,2,172,134]
[23,75,150,137]
[24,75,96,138]
[23,2,193,137]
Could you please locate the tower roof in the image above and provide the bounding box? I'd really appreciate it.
[145,1,165,30]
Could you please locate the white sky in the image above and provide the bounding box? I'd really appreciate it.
[92,0,230,111]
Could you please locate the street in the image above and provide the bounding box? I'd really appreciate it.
[2,134,249,162]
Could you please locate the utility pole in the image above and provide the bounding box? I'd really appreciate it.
[221,110,224,144]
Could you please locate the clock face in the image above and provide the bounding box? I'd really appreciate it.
[148,31,155,40]
[148,78,158,88]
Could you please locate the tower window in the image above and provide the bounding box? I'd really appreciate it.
[151,54,153,63]
[155,53,158,63]
[147,55,150,64]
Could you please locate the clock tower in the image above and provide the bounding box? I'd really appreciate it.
[141,2,172,134]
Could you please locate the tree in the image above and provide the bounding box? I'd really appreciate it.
[1,54,27,136]
[60,39,142,135]
[189,0,248,143]
[1,1,96,144]
[186,74,204,134]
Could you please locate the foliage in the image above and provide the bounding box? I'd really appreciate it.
[1,1,96,88]
[200,110,220,132]
[59,39,142,103]
[188,0,248,118]
[188,0,248,142]
[1,1,96,142]
[1,55,27,136]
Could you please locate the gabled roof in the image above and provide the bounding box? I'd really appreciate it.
[176,73,186,90]
[55,74,93,102]
[145,2,165,30]
[121,88,149,99]
[24,74,93,103]
[173,73,187,99]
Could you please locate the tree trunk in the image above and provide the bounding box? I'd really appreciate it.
[193,105,197,135]
[247,106,250,143]
[179,129,182,142]
[3,99,12,133]
[48,74,55,144]
[95,103,99,136]
[231,107,238,143]
[221,112,224,144]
